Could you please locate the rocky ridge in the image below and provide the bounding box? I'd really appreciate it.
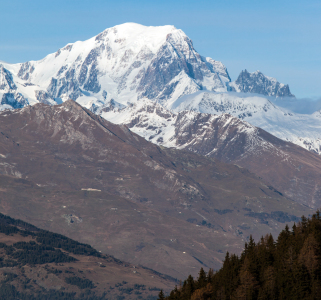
[168,91,321,154]
[101,98,321,209]
[229,69,294,98]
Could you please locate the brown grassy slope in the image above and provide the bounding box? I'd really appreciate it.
[0,101,314,278]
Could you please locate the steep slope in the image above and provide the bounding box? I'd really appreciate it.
[0,101,313,278]
[2,23,230,109]
[229,69,295,98]
[0,64,55,110]
[101,99,321,209]
[0,212,175,299]
[169,91,321,154]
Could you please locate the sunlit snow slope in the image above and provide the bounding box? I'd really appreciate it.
[2,23,230,107]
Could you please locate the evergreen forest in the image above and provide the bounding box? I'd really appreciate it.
[162,211,321,300]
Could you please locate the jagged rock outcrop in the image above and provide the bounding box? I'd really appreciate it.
[0,65,29,109]
[229,69,295,98]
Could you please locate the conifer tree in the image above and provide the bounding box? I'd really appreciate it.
[158,289,165,300]
[164,211,321,300]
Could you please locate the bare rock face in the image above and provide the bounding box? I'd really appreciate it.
[1,92,29,109]
[229,69,295,98]
[137,33,229,104]
[0,65,17,90]
[0,101,312,279]
[34,90,56,105]
[171,111,321,209]
[0,65,29,109]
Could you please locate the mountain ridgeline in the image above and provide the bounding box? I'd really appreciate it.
[0,23,293,112]
[0,100,313,279]
[229,70,294,98]
[102,99,321,209]
[164,211,321,300]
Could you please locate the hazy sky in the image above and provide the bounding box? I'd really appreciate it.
[0,0,320,98]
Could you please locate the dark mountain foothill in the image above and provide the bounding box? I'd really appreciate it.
[171,111,321,209]
[109,100,321,209]
[0,101,313,279]
[0,212,175,300]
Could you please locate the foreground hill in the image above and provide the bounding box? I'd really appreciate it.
[0,213,175,300]
[0,101,313,278]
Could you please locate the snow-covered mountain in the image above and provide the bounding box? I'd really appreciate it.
[2,23,230,109]
[1,22,320,155]
[169,91,321,154]
[229,69,295,98]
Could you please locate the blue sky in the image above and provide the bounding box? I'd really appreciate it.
[0,0,320,98]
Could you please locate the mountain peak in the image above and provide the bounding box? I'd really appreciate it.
[229,69,295,98]
[2,23,230,109]
[111,22,177,32]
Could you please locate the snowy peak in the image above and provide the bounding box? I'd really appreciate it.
[229,69,295,98]
[3,23,231,108]
[95,23,180,54]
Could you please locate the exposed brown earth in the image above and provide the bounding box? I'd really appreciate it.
[171,111,321,209]
[0,101,314,278]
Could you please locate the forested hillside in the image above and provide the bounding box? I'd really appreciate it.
[0,213,175,300]
[164,211,321,300]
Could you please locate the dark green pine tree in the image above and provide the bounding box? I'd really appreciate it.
[164,211,321,300]
[196,267,207,289]
[158,289,165,300]
[183,275,195,299]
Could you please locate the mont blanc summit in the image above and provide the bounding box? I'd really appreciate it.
[1,23,294,111]
[2,23,231,108]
